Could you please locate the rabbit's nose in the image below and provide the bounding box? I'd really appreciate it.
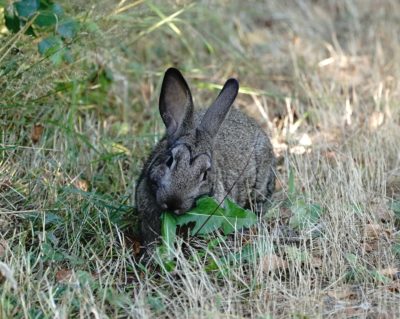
[164,196,182,211]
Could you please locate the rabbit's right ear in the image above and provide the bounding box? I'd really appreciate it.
[159,68,194,141]
[199,78,239,138]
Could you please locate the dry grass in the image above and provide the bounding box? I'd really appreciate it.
[1,0,400,318]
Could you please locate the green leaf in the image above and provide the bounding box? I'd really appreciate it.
[175,197,225,235]
[160,196,258,250]
[174,197,257,236]
[155,245,176,271]
[39,1,64,16]
[370,270,390,284]
[38,35,62,55]
[42,212,63,226]
[392,243,400,257]
[38,35,69,65]
[161,212,177,249]
[34,11,57,27]
[231,243,257,263]
[390,200,400,218]
[57,18,79,39]
[14,0,39,18]
[41,242,64,261]
[4,10,21,33]
[222,198,257,234]
[289,199,323,230]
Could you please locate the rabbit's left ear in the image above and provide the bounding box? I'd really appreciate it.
[159,68,194,141]
[199,78,239,138]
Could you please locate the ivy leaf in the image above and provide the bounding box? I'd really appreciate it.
[38,36,65,64]
[38,35,62,55]
[14,0,40,18]
[4,10,21,33]
[57,18,79,39]
[35,11,57,27]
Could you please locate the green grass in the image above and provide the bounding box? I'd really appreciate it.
[1,0,400,318]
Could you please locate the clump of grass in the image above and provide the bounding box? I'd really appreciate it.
[1,0,400,318]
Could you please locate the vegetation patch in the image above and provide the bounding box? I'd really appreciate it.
[1,0,400,318]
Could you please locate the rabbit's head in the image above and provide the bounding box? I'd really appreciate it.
[147,68,239,215]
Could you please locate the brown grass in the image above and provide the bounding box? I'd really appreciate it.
[1,0,400,318]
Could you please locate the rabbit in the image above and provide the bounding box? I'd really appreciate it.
[135,68,276,247]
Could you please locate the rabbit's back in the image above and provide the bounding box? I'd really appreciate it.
[195,108,275,210]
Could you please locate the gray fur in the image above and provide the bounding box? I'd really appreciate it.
[135,68,276,247]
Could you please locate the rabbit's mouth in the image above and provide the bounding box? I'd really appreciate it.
[172,208,189,215]
[160,204,191,216]
[159,197,194,215]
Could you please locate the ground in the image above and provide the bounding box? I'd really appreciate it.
[1,0,400,318]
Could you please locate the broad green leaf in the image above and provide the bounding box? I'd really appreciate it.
[57,18,79,39]
[175,196,225,235]
[38,36,67,65]
[15,0,39,18]
[38,35,62,55]
[222,198,257,234]
[161,212,177,249]
[38,2,64,16]
[176,210,222,235]
[180,197,257,236]
[34,11,57,27]
[160,196,258,248]
[4,11,21,33]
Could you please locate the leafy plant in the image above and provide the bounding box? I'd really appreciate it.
[286,167,325,232]
[289,199,323,231]
[161,196,258,251]
[2,0,80,64]
[345,253,390,284]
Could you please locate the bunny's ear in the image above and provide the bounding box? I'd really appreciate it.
[199,78,239,138]
[159,68,194,141]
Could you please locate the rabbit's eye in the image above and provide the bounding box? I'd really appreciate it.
[200,170,208,181]
[166,155,174,168]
